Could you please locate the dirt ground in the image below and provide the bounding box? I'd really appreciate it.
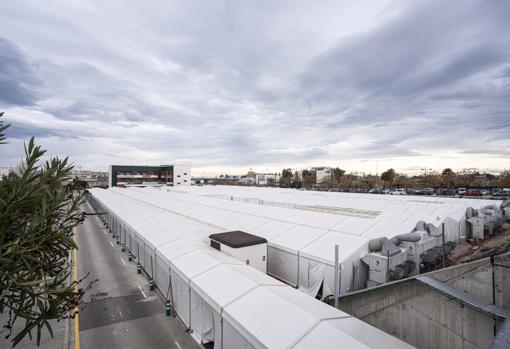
[448,221,510,265]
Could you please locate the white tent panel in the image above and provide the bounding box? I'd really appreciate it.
[189,264,281,348]
[225,216,270,232]
[305,212,348,230]
[269,225,328,254]
[222,286,322,349]
[294,317,414,349]
[292,320,370,349]
[191,264,259,314]
[249,220,296,241]
[299,232,370,295]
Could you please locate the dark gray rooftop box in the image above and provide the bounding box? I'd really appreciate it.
[209,230,267,248]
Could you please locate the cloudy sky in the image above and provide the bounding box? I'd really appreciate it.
[0,0,509,176]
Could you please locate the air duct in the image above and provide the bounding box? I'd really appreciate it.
[426,223,442,237]
[369,233,421,253]
[391,233,422,245]
[415,221,427,231]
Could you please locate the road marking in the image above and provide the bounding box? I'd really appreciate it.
[120,257,127,266]
[110,241,114,247]
[174,341,183,349]
[137,285,147,299]
[103,230,107,236]
[73,227,80,349]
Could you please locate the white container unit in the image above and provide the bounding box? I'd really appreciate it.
[209,231,268,273]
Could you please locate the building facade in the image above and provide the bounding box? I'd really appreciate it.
[255,173,280,186]
[108,164,191,187]
[312,167,333,184]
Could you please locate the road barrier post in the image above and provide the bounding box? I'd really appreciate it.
[137,262,141,274]
[165,300,171,316]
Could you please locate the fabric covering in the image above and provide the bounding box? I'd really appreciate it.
[88,187,436,348]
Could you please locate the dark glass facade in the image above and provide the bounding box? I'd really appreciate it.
[110,165,174,187]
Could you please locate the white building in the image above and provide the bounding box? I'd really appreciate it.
[255,173,279,186]
[313,167,333,184]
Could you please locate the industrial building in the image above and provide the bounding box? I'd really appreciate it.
[87,185,509,348]
[108,164,191,187]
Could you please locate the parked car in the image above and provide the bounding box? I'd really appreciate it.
[494,189,510,197]
[424,188,435,195]
[383,189,391,194]
[480,189,489,196]
[440,189,456,196]
[390,188,407,195]
[457,187,467,195]
[465,189,482,197]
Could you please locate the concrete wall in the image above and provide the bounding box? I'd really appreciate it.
[339,254,510,349]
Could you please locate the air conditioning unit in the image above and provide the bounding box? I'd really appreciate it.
[400,232,441,275]
[209,231,268,273]
[467,216,485,240]
[362,249,411,287]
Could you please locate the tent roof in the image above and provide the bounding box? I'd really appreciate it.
[190,264,283,314]
[299,232,370,266]
[269,225,328,254]
[170,249,242,282]
[222,286,349,349]
[294,317,413,349]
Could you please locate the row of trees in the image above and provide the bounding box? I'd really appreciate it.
[278,166,510,190]
[379,168,510,189]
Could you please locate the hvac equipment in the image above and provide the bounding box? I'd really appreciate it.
[362,235,418,287]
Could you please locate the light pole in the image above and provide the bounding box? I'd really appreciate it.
[421,167,432,187]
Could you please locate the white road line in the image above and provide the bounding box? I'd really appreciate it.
[174,341,183,349]
[120,257,127,266]
[110,241,114,247]
[103,230,107,236]
[137,285,147,299]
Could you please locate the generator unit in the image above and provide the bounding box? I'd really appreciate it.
[467,216,486,240]
[362,236,417,287]
[467,205,504,240]
[400,231,441,276]
[419,241,456,273]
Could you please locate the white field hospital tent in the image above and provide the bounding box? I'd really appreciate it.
[88,188,413,348]
[107,186,501,296]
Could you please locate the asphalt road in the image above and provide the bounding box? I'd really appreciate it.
[76,202,200,349]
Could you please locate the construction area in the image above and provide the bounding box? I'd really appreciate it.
[86,186,510,348]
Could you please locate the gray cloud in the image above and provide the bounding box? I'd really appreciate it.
[0,37,39,105]
[0,0,509,173]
